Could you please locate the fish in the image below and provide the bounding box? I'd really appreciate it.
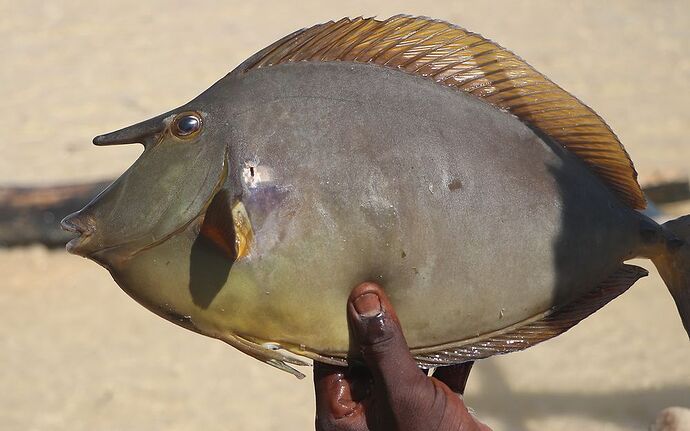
[61,16,690,378]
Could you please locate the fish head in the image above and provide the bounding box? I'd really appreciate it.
[61,103,231,266]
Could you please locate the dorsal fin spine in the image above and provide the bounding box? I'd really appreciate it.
[270,21,338,65]
[410,36,476,74]
[366,19,432,63]
[260,30,313,66]
[339,21,385,61]
[350,17,416,61]
[380,24,452,65]
[310,18,367,60]
[286,19,350,63]
[318,18,369,61]
[394,28,457,68]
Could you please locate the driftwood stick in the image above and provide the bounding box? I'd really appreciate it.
[0,180,111,247]
[640,172,690,204]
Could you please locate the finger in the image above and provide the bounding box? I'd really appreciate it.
[347,282,427,392]
[314,362,358,420]
[313,362,368,431]
[432,361,474,395]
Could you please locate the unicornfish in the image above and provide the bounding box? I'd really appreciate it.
[62,16,690,378]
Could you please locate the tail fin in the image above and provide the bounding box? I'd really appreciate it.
[652,215,690,338]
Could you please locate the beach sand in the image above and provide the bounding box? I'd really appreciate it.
[1,1,689,430]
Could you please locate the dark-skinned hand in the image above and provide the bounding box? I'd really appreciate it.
[314,282,491,431]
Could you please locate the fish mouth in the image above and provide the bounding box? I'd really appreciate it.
[60,215,93,255]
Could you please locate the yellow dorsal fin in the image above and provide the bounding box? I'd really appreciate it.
[243,15,646,209]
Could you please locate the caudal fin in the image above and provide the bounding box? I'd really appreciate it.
[653,215,690,338]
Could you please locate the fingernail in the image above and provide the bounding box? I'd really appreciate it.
[353,292,382,317]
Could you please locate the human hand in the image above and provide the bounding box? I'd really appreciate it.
[314,282,491,431]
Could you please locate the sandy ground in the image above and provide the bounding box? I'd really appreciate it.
[1,1,689,430]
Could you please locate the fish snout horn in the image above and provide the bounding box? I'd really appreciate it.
[93,112,169,147]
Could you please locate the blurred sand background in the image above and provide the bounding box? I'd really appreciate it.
[1,1,689,430]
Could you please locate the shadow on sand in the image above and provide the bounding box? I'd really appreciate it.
[468,360,690,430]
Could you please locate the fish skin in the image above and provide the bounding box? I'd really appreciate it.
[61,19,689,375]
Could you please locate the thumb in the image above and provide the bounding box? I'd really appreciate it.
[347,283,426,390]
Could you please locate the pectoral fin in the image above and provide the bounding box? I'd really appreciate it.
[199,191,254,260]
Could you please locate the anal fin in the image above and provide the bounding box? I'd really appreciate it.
[414,264,648,367]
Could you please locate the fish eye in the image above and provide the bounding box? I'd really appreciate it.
[172,112,202,138]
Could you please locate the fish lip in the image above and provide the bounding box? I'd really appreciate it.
[60,215,93,255]
[65,234,92,254]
